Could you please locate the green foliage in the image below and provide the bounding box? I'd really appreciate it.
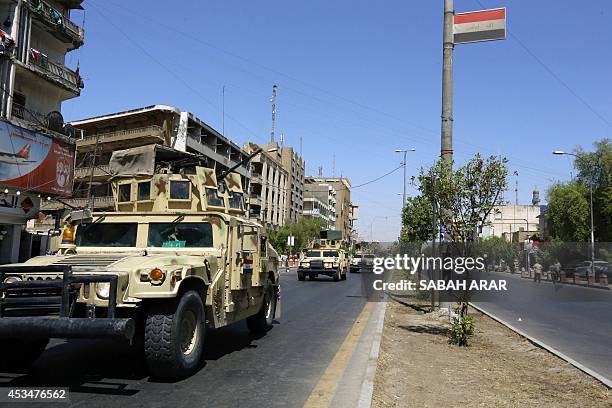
[399,195,433,244]
[546,182,590,242]
[473,236,519,267]
[268,218,327,254]
[418,154,509,247]
[449,313,474,347]
[547,138,612,242]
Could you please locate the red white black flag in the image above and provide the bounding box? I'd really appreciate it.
[453,8,506,44]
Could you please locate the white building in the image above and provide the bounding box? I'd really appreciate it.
[303,196,334,229]
[481,204,541,242]
[0,0,84,263]
[244,142,287,230]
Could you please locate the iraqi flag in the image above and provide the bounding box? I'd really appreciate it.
[453,8,506,44]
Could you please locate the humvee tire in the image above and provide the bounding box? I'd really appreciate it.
[144,290,205,380]
[333,268,341,282]
[298,272,305,281]
[247,279,276,333]
[0,338,48,370]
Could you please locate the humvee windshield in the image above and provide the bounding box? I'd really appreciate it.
[76,223,138,247]
[323,251,339,257]
[307,250,321,257]
[148,223,213,248]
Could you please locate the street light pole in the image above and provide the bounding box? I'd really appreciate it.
[402,150,407,207]
[553,150,596,283]
[395,148,416,209]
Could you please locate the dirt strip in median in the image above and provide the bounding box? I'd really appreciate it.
[372,299,610,407]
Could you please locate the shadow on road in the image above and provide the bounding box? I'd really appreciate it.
[0,321,269,395]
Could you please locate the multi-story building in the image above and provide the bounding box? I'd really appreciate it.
[280,146,305,223]
[481,189,543,242]
[42,105,250,211]
[481,204,541,241]
[244,141,287,230]
[304,177,357,240]
[0,0,85,263]
[302,195,335,229]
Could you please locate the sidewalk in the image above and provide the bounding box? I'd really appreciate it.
[372,299,610,407]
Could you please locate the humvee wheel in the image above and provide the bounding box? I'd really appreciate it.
[333,268,341,282]
[144,290,205,380]
[247,279,276,333]
[298,272,305,281]
[0,338,48,370]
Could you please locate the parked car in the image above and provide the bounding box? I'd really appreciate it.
[574,260,611,279]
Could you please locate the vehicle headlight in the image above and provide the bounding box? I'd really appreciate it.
[95,282,110,300]
[324,262,333,268]
[3,276,21,284]
[300,262,310,268]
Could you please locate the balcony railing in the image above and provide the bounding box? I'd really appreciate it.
[77,126,165,148]
[11,103,48,127]
[29,48,82,92]
[41,196,114,211]
[74,165,111,180]
[29,0,84,46]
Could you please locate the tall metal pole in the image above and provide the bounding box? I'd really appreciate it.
[441,0,454,162]
[589,179,595,283]
[271,84,277,143]
[402,151,407,208]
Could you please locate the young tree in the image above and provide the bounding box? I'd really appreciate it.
[268,218,327,254]
[399,195,433,244]
[418,154,509,248]
[546,182,590,242]
[573,138,612,241]
[417,153,508,342]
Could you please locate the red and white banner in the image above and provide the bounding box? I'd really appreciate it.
[453,8,506,44]
[0,120,75,195]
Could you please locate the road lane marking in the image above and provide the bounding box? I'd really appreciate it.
[304,301,374,408]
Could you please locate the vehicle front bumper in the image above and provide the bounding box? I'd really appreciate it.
[0,265,134,341]
[298,267,338,276]
[0,317,135,340]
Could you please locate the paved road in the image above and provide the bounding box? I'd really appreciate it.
[0,270,370,407]
[473,271,612,382]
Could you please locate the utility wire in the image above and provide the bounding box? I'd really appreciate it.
[87,2,268,144]
[474,0,611,129]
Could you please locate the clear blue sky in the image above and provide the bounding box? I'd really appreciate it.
[63,0,611,241]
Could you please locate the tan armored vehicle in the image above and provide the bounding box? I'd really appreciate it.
[350,252,376,273]
[298,235,348,281]
[0,147,280,380]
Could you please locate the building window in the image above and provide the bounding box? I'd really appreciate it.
[118,184,131,202]
[170,181,190,200]
[138,182,151,201]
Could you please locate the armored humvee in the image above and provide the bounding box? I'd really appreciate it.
[0,150,280,380]
[298,237,348,281]
[350,252,376,273]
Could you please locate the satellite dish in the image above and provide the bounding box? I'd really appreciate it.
[46,111,64,132]
[63,123,75,138]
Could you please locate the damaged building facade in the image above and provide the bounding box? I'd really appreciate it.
[0,0,84,263]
